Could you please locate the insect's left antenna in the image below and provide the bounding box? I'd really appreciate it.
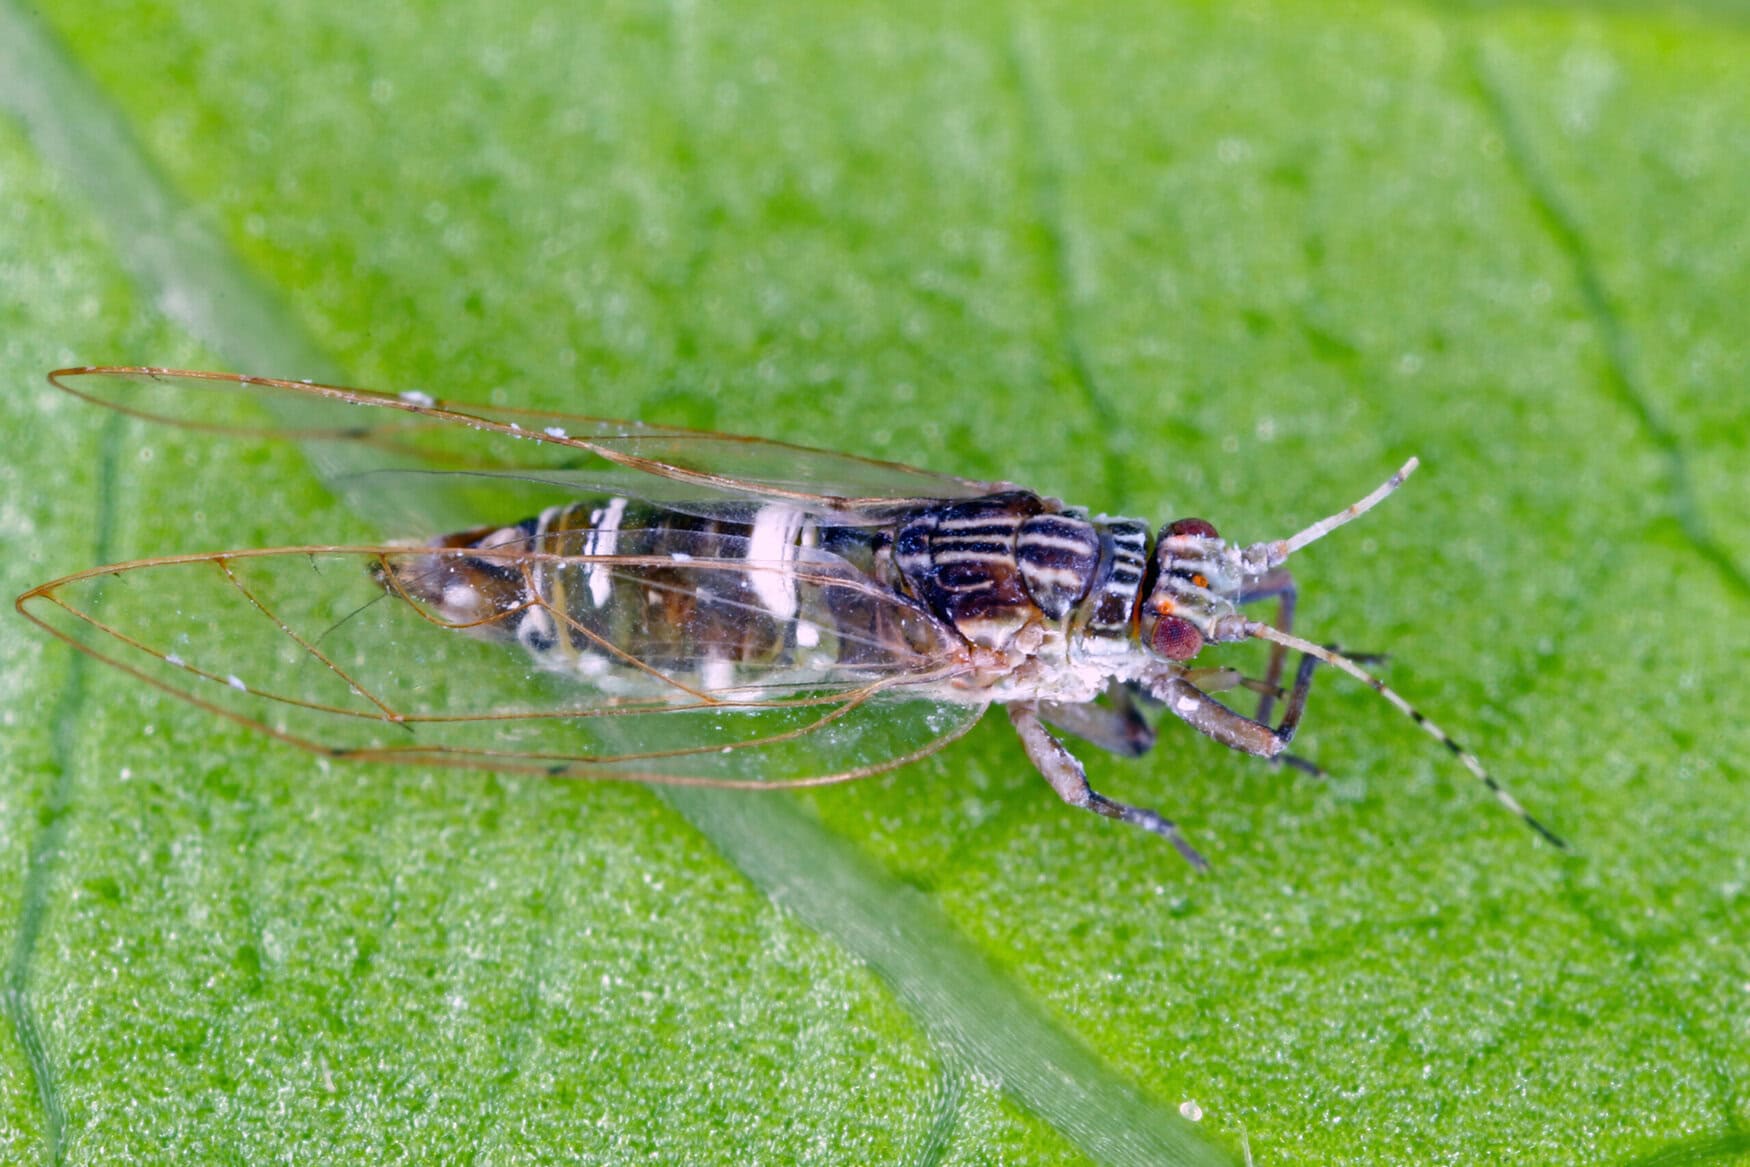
[1229,458,1419,578]
[1280,457,1418,558]
[1245,622,1566,849]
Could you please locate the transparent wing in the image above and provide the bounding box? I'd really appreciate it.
[49,367,1013,533]
[375,526,973,701]
[17,545,988,785]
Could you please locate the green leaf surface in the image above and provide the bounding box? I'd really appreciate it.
[3,1,1747,1163]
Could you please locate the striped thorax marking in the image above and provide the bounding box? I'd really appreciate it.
[893,493,1146,657]
[894,494,1044,648]
[1075,518,1151,658]
[1015,513,1101,619]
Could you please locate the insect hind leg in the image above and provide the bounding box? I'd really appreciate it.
[1007,702,1207,869]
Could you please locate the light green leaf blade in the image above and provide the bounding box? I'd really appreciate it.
[2,2,1747,1164]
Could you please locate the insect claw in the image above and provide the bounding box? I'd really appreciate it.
[1166,829,1211,872]
[1275,754,1327,781]
[1115,802,1209,870]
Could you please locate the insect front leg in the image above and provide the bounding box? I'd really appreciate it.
[1232,569,1342,778]
[1152,648,1322,763]
[1007,702,1206,869]
[1039,681,1156,758]
[1237,567,1296,725]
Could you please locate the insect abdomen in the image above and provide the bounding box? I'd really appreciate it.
[391,498,955,696]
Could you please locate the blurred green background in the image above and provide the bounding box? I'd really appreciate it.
[2,1,1747,1163]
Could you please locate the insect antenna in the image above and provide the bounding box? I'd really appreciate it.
[1244,621,1566,849]
[1273,456,1420,559]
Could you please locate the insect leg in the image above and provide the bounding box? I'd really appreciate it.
[1039,681,1156,758]
[1127,669,1329,775]
[1151,649,1323,762]
[1170,663,1327,778]
[1232,572,1384,779]
[1236,567,1296,725]
[1180,667,1276,698]
[1007,702,1207,869]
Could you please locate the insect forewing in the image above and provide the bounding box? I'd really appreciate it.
[49,368,1010,535]
[18,545,984,785]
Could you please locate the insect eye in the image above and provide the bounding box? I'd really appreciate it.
[1150,615,1204,661]
[1165,518,1219,540]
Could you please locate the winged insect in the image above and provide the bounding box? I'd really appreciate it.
[18,368,1563,866]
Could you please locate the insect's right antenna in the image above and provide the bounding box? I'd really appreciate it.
[1245,622,1567,850]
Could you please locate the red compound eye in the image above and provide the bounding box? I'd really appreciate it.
[1151,615,1204,661]
[1166,518,1219,539]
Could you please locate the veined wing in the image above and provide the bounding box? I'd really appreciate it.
[16,543,986,785]
[49,368,1012,531]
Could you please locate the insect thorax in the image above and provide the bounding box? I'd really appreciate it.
[891,492,1151,669]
